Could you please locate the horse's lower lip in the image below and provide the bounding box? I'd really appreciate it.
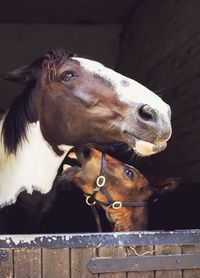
[134,140,167,157]
[123,131,167,156]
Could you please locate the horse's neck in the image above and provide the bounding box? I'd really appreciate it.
[0,120,69,207]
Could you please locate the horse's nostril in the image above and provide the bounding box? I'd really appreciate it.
[138,104,156,122]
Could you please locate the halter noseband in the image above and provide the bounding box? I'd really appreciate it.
[66,148,149,231]
[84,152,148,210]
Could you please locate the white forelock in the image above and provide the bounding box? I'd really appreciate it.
[0,121,69,207]
[73,57,169,117]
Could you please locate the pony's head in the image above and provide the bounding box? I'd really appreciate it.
[61,146,179,231]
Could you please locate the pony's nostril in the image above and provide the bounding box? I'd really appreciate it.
[138,104,156,122]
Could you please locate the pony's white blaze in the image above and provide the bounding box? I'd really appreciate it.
[73,57,169,117]
[0,121,68,207]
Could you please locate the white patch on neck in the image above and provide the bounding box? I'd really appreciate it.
[73,57,169,117]
[0,120,70,207]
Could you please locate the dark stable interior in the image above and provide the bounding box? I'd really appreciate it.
[0,1,200,234]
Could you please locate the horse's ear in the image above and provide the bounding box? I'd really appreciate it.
[155,177,181,195]
[0,65,34,84]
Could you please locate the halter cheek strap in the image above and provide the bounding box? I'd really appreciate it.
[84,152,148,210]
[85,152,114,206]
[83,151,150,231]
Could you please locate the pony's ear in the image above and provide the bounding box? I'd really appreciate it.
[61,166,81,183]
[155,177,181,195]
[0,65,34,84]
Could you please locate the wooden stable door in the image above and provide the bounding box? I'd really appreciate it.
[0,231,200,278]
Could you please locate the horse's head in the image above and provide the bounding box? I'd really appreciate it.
[1,49,171,156]
[61,147,179,231]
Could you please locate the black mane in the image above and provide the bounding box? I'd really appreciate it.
[1,49,74,154]
[2,84,35,154]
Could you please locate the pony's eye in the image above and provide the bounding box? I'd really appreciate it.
[125,168,134,179]
[61,71,76,82]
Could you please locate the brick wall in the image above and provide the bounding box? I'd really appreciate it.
[117,0,200,183]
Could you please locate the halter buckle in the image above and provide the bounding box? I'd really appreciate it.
[96,175,106,187]
[85,195,96,206]
[112,201,122,209]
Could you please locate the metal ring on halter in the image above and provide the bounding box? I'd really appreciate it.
[85,195,96,206]
[96,175,106,187]
[112,201,122,209]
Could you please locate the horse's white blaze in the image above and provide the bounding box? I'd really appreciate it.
[0,121,69,207]
[73,57,170,118]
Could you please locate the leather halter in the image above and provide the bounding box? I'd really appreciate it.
[84,152,148,210]
[65,148,149,232]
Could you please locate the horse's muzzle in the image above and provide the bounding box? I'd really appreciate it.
[122,102,172,156]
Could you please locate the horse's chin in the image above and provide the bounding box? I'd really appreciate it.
[123,131,167,157]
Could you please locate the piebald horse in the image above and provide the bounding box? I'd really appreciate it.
[0,49,171,208]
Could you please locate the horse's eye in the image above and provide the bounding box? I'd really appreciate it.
[125,168,134,179]
[61,71,76,82]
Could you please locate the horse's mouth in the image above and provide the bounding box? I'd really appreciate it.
[123,131,167,157]
[61,130,168,172]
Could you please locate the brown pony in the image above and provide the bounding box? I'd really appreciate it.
[62,147,179,231]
